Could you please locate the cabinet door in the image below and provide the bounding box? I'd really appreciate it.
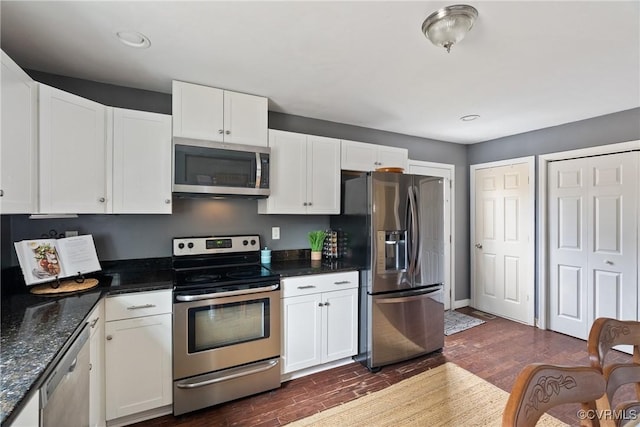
[105,314,172,420]
[377,146,408,170]
[257,130,307,214]
[323,288,358,362]
[282,293,323,373]
[39,84,109,213]
[307,136,340,214]
[112,108,172,213]
[1,51,38,214]
[223,91,267,146]
[89,301,105,427]
[172,80,224,141]
[341,140,378,171]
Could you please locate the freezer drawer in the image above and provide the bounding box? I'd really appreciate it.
[370,286,444,369]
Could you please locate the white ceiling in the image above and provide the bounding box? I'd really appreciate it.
[1,1,639,144]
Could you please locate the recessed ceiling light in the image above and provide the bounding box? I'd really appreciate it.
[116,31,151,49]
[460,114,480,122]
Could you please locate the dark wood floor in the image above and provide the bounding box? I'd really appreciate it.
[133,308,633,427]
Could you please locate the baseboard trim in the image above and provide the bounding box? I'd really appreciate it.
[453,299,470,309]
[281,357,355,382]
[106,404,172,427]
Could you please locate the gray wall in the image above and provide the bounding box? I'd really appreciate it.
[3,71,470,300]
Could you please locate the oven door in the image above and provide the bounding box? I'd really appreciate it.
[173,284,280,380]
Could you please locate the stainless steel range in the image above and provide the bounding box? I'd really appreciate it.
[172,235,281,416]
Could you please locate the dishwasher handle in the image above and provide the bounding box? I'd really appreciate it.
[41,325,90,408]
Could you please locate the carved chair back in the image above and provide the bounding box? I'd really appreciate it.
[502,363,607,427]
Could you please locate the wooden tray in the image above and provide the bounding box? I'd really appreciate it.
[375,167,404,173]
[30,278,99,295]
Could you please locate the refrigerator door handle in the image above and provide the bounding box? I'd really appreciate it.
[407,185,419,275]
[376,287,441,304]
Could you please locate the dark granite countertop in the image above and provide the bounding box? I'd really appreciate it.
[265,259,361,277]
[0,258,173,426]
[0,255,361,425]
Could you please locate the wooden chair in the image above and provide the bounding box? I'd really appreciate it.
[502,363,607,427]
[588,318,640,426]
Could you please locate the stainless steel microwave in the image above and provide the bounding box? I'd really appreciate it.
[173,138,270,198]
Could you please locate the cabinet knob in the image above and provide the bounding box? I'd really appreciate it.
[605,260,614,265]
[106,335,113,341]
[0,189,3,197]
[318,302,323,307]
[165,199,171,204]
[218,129,224,134]
[98,197,106,203]
[324,302,330,306]
[475,243,483,249]
[308,202,313,206]
[303,202,308,206]
[225,130,231,135]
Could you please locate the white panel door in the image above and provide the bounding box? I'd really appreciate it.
[548,158,589,338]
[323,289,358,362]
[548,152,638,339]
[341,140,378,171]
[588,153,637,323]
[223,90,268,146]
[172,80,224,140]
[474,162,531,323]
[282,293,323,374]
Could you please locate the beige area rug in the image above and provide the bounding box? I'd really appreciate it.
[287,362,568,427]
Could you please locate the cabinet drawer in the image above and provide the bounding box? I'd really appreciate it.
[282,271,358,298]
[105,290,172,321]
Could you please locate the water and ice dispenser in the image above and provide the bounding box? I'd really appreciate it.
[376,230,407,272]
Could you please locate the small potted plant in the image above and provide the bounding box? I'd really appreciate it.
[308,230,326,261]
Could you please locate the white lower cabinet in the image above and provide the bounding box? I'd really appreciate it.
[8,390,39,427]
[89,300,105,427]
[281,271,358,374]
[104,290,172,422]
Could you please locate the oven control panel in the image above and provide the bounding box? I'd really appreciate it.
[173,235,261,256]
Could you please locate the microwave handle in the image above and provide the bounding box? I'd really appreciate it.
[255,152,262,189]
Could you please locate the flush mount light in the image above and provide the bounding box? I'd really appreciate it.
[460,114,480,122]
[116,31,151,49]
[422,4,478,53]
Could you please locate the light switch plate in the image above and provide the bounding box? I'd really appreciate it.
[272,227,280,240]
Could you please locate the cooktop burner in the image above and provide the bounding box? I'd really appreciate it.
[172,235,279,292]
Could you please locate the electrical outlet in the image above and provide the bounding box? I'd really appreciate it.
[272,227,280,240]
[65,230,79,237]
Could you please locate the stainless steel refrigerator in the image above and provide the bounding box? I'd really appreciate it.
[331,171,445,371]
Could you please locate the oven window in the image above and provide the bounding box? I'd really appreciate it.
[175,144,257,188]
[187,298,270,353]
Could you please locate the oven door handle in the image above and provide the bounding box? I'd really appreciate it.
[175,359,279,389]
[175,283,279,302]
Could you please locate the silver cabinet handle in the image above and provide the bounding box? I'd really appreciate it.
[605,260,614,265]
[475,243,483,249]
[90,317,99,328]
[297,285,316,289]
[127,304,156,310]
[218,129,224,134]
[98,197,106,203]
[106,335,113,341]
[334,281,351,285]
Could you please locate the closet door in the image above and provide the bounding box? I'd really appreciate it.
[548,152,638,339]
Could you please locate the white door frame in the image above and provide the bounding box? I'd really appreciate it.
[470,156,535,325]
[408,160,455,310]
[537,140,640,330]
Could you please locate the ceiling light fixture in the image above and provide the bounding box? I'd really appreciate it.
[460,114,480,122]
[422,4,478,53]
[116,31,151,49]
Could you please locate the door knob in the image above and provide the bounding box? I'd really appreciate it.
[475,243,483,249]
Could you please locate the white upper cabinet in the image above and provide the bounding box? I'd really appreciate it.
[1,50,38,214]
[258,130,340,214]
[172,80,267,146]
[112,108,172,214]
[341,139,408,172]
[39,84,109,213]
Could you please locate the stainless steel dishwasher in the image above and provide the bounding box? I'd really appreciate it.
[41,325,90,427]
